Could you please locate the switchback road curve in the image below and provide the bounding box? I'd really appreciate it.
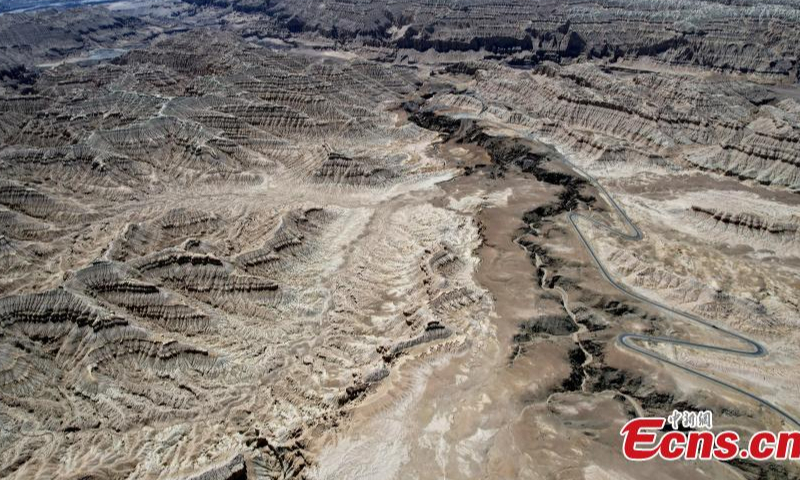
[559,157,800,429]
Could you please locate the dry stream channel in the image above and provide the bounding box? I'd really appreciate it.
[309,118,776,479]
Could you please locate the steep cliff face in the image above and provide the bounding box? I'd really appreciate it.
[184,0,800,79]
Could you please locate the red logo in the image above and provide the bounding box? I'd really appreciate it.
[620,413,800,461]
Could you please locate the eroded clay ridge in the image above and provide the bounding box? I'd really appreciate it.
[0,24,498,478]
[402,68,800,477]
[179,0,800,79]
[2,1,800,479]
[431,61,800,190]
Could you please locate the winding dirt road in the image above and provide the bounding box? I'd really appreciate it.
[556,154,800,428]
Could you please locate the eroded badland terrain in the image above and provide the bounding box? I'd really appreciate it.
[1,1,800,479]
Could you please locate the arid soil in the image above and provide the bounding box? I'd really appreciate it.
[1,2,800,479]
[309,160,736,480]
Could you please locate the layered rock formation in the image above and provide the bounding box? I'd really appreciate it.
[183,0,800,79]
[0,25,492,479]
[2,1,800,479]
